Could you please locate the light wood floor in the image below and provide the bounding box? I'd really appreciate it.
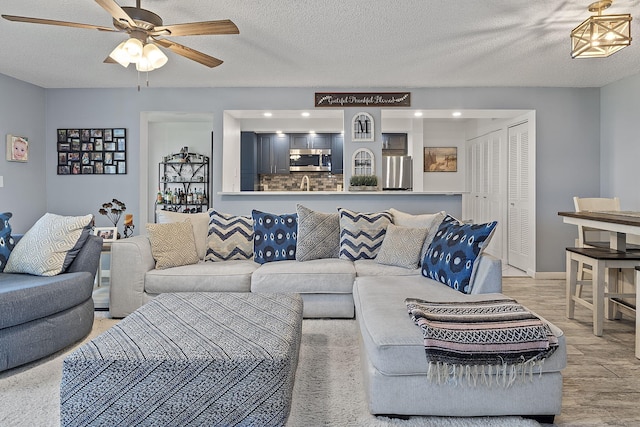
[503,277,639,427]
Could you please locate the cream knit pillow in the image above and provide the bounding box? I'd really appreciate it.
[146,221,199,269]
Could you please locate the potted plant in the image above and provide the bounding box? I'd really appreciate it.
[349,174,378,191]
[98,199,127,238]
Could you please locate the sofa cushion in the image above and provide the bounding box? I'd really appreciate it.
[338,208,392,261]
[5,213,92,276]
[251,259,356,294]
[295,204,339,261]
[375,224,428,269]
[145,260,258,294]
[252,210,298,264]
[0,212,15,272]
[354,259,421,277]
[146,221,200,270]
[205,210,253,262]
[156,210,209,260]
[352,275,567,377]
[422,215,497,294]
[0,271,94,329]
[389,208,445,263]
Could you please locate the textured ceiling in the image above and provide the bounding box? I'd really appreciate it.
[1,0,639,89]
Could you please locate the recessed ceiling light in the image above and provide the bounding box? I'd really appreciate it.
[414,111,423,117]
[276,130,283,135]
[452,111,462,117]
[309,130,316,135]
[263,112,272,117]
[301,112,310,117]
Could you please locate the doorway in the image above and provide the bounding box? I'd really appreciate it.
[139,112,214,225]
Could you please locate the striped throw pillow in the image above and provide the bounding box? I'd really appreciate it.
[338,208,392,261]
[205,210,253,262]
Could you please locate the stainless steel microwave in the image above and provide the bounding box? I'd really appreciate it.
[289,148,331,172]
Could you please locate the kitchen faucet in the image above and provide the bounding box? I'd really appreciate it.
[300,175,310,191]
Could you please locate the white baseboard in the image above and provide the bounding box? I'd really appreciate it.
[531,271,565,280]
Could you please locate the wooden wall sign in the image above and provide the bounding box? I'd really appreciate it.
[315,92,410,108]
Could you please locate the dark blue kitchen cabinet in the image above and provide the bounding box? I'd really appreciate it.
[258,133,290,174]
[331,133,344,174]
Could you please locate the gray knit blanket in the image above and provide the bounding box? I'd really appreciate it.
[405,298,559,387]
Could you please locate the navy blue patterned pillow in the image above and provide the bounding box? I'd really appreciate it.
[422,215,497,293]
[252,210,298,264]
[0,212,16,272]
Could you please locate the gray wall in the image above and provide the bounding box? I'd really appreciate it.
[0,74,46,233]
[600,73,640,211]
[1,84,601,272]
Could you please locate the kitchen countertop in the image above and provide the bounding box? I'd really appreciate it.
[219,191,464,196]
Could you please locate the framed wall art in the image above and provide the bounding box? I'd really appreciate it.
[352,112,374,142]
[6,134,29,162]
[423,147,457,172]
[57,128,126,175]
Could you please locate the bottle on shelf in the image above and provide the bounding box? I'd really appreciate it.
[157,189,163,204]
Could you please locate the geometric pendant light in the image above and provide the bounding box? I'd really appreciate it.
[571,0,632,58]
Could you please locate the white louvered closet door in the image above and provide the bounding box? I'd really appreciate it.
[484,131,504,260]
[507,121,531,272]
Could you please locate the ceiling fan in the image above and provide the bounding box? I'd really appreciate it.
[1,0,239,71]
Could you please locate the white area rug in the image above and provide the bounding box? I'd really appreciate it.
[0,316,540,427]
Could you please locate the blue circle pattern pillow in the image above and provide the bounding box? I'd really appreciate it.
[252,210,298,264]
[0,212,15,272]
[422,215,497,293]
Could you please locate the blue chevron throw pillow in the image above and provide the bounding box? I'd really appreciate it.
[422,215,497,294]
[338,208,392,261]
[205,210,254,262]
[252,210,298,264]
[0,212,15,272]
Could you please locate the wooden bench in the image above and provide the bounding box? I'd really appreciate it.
[566,247,639,336]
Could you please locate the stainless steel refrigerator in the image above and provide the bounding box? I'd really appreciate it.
[382,156,412,190]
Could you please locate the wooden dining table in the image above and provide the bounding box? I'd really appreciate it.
[558,210,640,359]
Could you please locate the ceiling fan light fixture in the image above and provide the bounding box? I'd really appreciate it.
[136,56,154,72]
[109,41,131,68]
[571,0,632,58]
[143,42,168,69]
[123,37,143,62]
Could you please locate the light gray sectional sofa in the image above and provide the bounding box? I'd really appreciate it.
[354,275,566,420]
[108,207,566,420]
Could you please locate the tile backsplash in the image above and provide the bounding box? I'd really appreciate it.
[259,172,344,192]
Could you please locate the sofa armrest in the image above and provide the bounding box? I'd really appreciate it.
[109,235,155,318]
[469,253,502,294]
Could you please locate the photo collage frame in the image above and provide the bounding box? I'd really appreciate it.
[57,128,127,175]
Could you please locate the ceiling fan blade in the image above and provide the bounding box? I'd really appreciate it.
[153,38,223,68]
[1,14,117,31]
[104,56,117,64]
[152,19,239,37]
[94,0,135,27]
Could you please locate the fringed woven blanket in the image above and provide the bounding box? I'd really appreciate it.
[405,298,559,388]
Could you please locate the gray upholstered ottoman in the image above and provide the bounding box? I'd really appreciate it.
[60,292,303,427]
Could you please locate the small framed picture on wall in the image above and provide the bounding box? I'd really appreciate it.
[6,135,29,162]
[423,147,457,172]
